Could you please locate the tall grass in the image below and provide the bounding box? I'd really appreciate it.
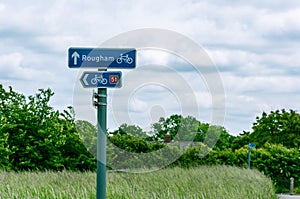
[0,166,277,199]
[0,170,95,198]
[107,166,277,199]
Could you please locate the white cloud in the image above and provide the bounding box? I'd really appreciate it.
[128,97,148,113]
[0,52,23,74]
[0,52,52,82]
[0,0,300,135]
[138,50,172,66]
[222,73,300,93]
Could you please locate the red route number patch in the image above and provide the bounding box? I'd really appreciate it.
[109,75,119,84]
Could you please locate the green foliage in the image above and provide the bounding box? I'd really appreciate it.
[251,144,300,193]
[2,85,298,195]
[107,134,167,169]
[204,147,248,167]
[231,131,251,150]
[170,142,300,193]
[109,134,153,153]
[0,85,95,171]
[250,109,300,148]
[152,114,184,140]
[151,114,234,149]
[110,123,149,138]
[205,125,235,150]
[152,115,202,141]
[105,115,235,170]
[173,143,211,167]
[75,120,97,156]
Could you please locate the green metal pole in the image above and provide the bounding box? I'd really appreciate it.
[248,146,251,169]
[97,87,107,199]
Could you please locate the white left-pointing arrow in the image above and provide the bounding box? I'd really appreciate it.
[82,73,89,86]
[71,51,80,65]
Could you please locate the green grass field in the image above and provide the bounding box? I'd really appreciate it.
[0,166,277,199]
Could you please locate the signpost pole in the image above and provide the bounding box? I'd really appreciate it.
[248,143,256,169]
[96,86,107,199]
[248,146,251,169]
[68,46,136,199]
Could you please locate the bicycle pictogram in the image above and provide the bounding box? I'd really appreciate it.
[116,53,133,64]
[91,74,108,85]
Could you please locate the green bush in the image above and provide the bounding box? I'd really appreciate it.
[107,134,170,169]
[169,143,300,193]
[251,144,300,193]
[0,85,96,171]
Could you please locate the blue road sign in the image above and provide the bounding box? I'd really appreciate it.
[80,71,122,88]
[68,48,136,69]
[249,143,256,148]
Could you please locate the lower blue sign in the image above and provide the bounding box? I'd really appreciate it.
[80,71,122,88]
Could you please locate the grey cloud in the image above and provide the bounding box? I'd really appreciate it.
[1,0,300,134]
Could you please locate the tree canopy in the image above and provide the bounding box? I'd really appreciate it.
[0,85,95,171]
[250,109,300,148]
[110,123,148,138]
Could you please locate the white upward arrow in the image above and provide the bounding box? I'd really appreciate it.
[71,51,80,65]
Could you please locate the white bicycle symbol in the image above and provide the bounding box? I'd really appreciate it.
[116,53,133,64]
[91,74,107,85]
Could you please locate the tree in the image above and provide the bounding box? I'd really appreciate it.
[205,125,235,150]
[110,123,148,138]
[106,133,166,169]
[231,131,251,150]
[151,114,233,148]
[75,120,97,156]
[250,109,300,148]
[152,114,182,140]
[194,122,209,142]
[0,85,95,171]
[151,114,200,141]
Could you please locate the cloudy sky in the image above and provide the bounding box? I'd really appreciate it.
[1,0,300,135]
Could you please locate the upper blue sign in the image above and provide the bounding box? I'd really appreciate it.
[68,47,136,68]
